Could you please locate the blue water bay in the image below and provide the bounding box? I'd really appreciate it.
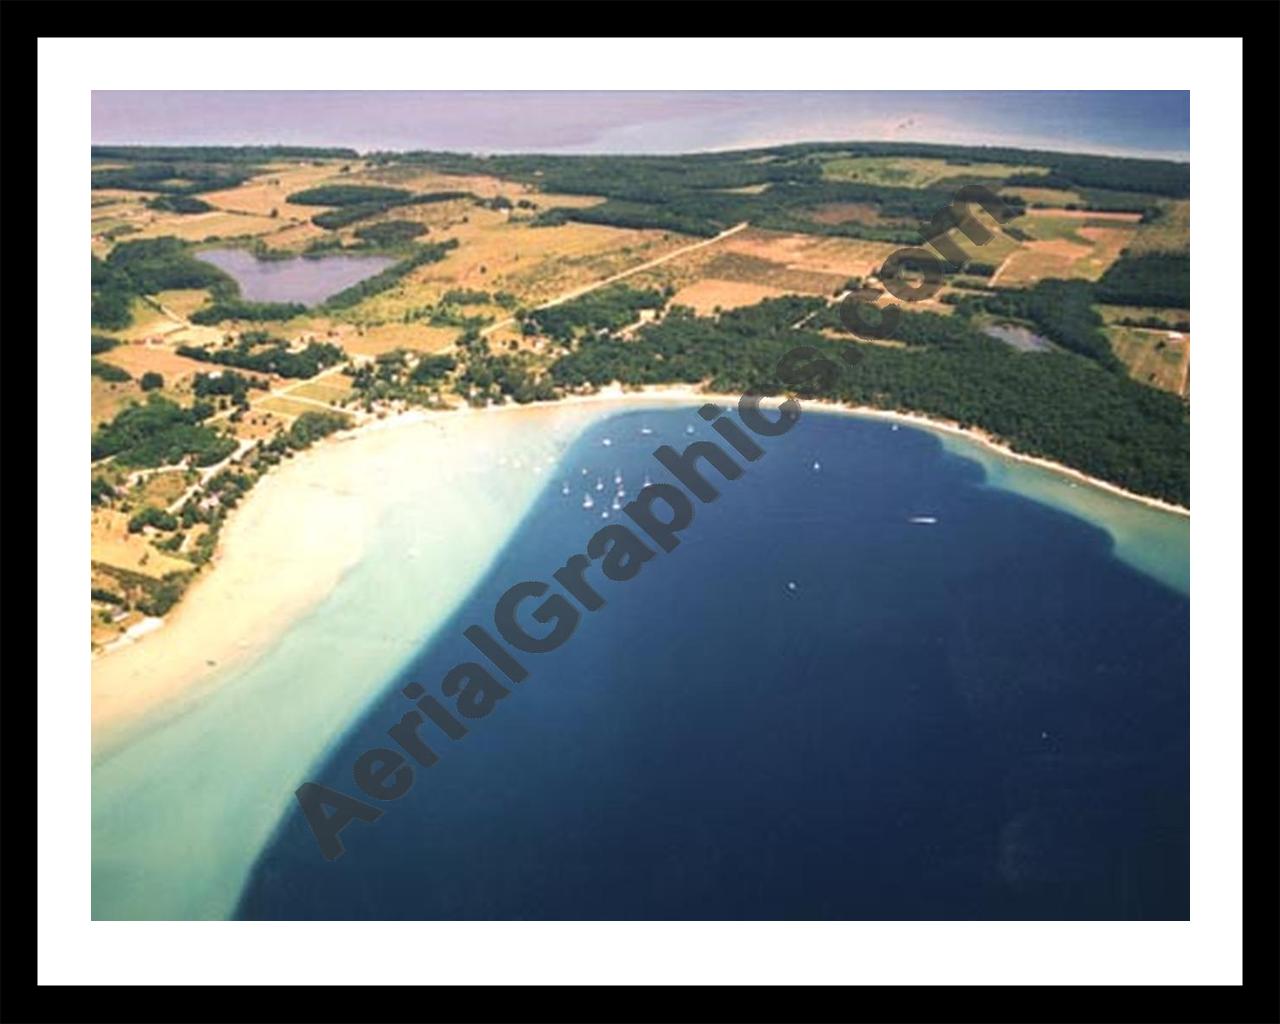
[236,408,1189,920]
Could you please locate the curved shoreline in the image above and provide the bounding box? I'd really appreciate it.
[92,385,1187,747]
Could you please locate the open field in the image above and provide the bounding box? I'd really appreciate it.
[1107,326,1190,396]
[1098,305,1191,329]
[670,278,794,314]
[821,155,1047,188]
[201,162,355,220]
[256,396,333,419]
[132,470,195,509]
[999,186,1086,207]
[127,209,290,244]
[152,289,213,318]
[97,341,211,382]
[1128,200,1190,254]
[283,377,354,404]
[92,378,145,426]
[90,510,194,579]
[993,213,1136,286]
[720,228,901,282]
[344,213,694,320]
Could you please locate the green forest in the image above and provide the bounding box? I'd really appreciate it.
[549,298,1189,505]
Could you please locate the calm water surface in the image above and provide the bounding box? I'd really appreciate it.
[230,409,1188,920]
[195,248,395,306]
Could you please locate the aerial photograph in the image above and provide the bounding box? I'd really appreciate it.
[88,90,1190,922]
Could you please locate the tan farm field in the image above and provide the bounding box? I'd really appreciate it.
[671,278,794,314]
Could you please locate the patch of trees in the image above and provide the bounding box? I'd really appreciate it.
[287,185,415,207]
[525,284,667,342]
[145,195,214,214]
[311,203,396,230]
[192,370,270,404]
[93,145,357,163]
[1094,253,1190,309]
[140,372,165,391]
[953,280,1121,370]
[311,191,471,230]
[282,410,351,448]
[128,506,179,533]
[353,220,427,247]
[92,334,120,354]
[92,238,236,329]
[92,162,258,196]
[91,359,131,382]
[548,299,1188,506]
[178,335,345,379]
[322,240,459,310]
[441,288,491,306]
[456,344,558,406]
[190,299,308,324]
[91,477,117,506]
[91,395,236,468]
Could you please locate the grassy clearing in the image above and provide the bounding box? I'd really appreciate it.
[1098,305,1191,328]
[132,470,194,508]
[670,279,793,314]
[821,156,1045,188]
[255,396,331,419]
[90,510,193,578]
[1128,200,1190,254]
[1107,325,1189,396]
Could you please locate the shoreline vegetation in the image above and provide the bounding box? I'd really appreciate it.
[92,385,1187,751]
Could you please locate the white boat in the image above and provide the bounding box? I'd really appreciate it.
[601,511,609,519]
[642,474,652,488]
[582,494,594,510]
[602,438,613,447]
[561,482,570,495]
[640,427,653,436]
[685,425,695,435]
[611,497,622,511]
[908,516,938,525]
[614,470,623,485]
[812,460,821,471]
[595,477,604,492]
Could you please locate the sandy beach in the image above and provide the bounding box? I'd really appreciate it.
[92,384,1188,748]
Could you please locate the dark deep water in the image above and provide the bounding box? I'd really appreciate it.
[237,408,1189,920]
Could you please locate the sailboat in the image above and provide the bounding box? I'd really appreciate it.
[614,469,623,485]
[595,477,604,492]
[561,482,570,496]
[582,494,594,510]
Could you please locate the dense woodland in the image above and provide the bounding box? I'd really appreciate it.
[1095,253,1190,308]
[524,284,669,342]
[549,299,1189,505]
[91,237,235,329]
[91,395,236,468]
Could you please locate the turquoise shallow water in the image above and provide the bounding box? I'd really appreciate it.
[92,404,1189,920]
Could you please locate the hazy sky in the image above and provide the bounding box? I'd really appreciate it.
[92,91,1190,160]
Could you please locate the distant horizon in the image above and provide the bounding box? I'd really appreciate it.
[90,136,1191,166]
[92,91,1191,162]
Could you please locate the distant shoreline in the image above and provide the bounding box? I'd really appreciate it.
[523,385,1191,517]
